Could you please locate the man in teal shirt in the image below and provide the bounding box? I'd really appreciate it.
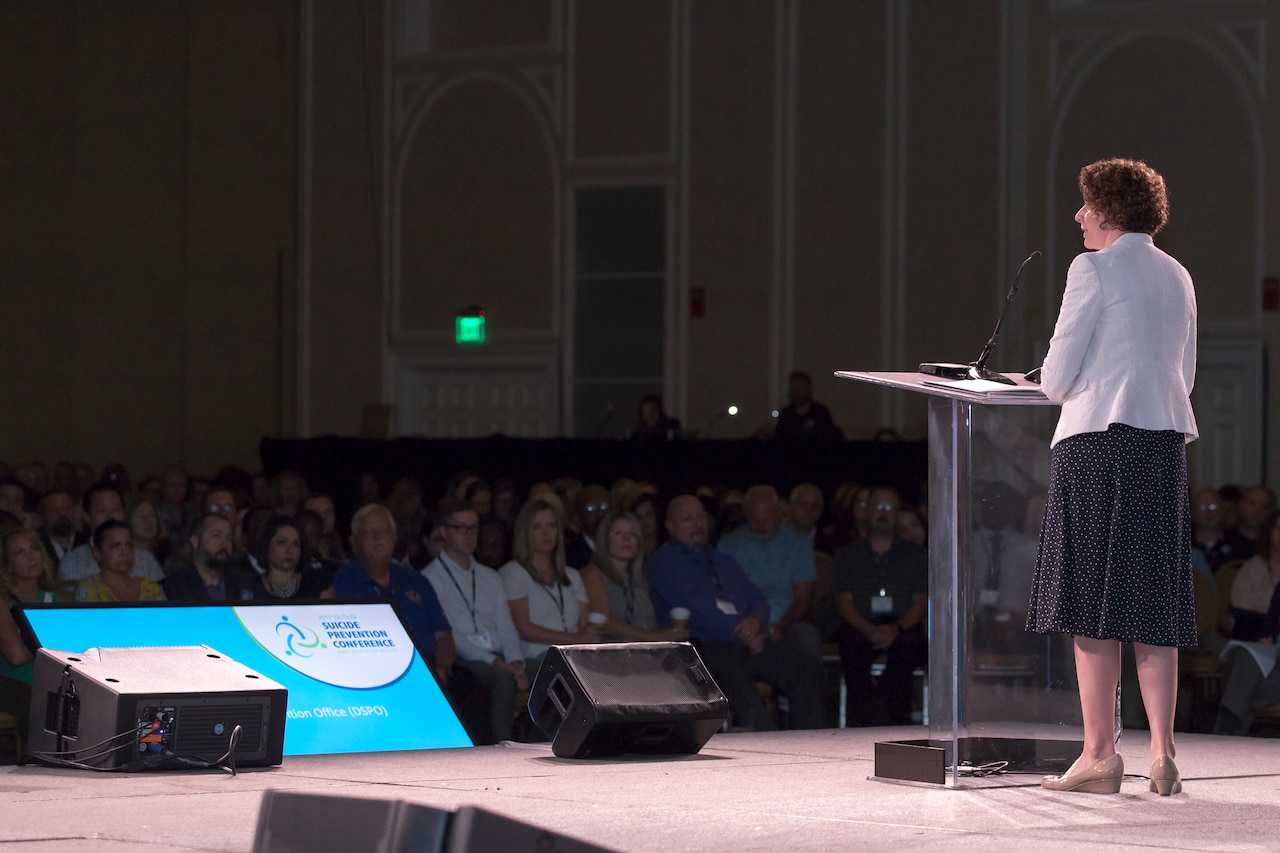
[718,485,824,723]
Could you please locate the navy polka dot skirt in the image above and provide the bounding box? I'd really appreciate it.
[1025,423,1197,647]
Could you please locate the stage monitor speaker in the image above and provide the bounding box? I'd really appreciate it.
[528,641,728,759]
[253,791,616,853]
[28,645,286,770]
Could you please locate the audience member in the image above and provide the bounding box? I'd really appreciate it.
[1228,511,1280,639]
[136,476,163,506]
[161,514,258,602]
[129,498,172,566]
[464,479,493,518]
[76,520,166,602]
[490,477,518,524]
[423,501,527,745]
[710,493,742,544]
[1219,484,1244,538]
[820,482,859,554]
[165,488,245,576]
[326,504,455,682]
[15,463,50,497]
[356,472,382,506]
[250,472,272,507]
[631,493,662,558]
[646,495,825,730]
[1234,485,1277,545]
[232,506,279,576]
[67,462,94,497]
[580,510,684,642]
[786,482,841,555]
[414,507,444,570]
[554,477,583,503]
[1,526,55,733]
[499,498,600,670]
[474,517,511,570]
[576,484,609,550]
[59,483,165,587]
[833,486,927,726]
[897,505,927,547]
[38,489,85,567]
[631,394,681,439]
[717,486,824,697]
[270,469,309,517]
[1215,578,1280,735]
[51,461,74,493]
[302,492,348,563]
[297,509,340,576]
[387,475,428,564]
[99,463,132,500]
[0,478,32,529]
[254,515,329,599]
[1192,487,1253,572]
[186,476,211,514]
[851,486,873,540]
[3,527,62,605]
[774,371,843,441]
[203,486,239,522]
[609,477,640,513]
[156,465,189,536]
[444,471,483,504]
[971,481,1037,652]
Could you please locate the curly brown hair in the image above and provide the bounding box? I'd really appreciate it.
[1078,158,1169,235]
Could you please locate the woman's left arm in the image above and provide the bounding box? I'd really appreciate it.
[1183,297,1198,395]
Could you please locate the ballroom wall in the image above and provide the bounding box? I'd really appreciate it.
[0,1,297,477]
[3,1,1279,490]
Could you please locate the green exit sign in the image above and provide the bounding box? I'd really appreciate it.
[455,310,486,345]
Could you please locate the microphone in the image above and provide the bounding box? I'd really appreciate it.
[919,250,1041,385]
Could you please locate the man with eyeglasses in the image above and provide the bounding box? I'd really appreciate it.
[203,487,238,521]
[579,484,610,540]
[564,483,609,569]
[325,504,455,682]
[422,501,527,744]
[1191,487,1251,573]
[832,486,927,726]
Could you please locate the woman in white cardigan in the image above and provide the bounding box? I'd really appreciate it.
[1027,158,1197,797]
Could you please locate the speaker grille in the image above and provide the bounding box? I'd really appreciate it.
[171,703,265,757]
[565,645,720,711]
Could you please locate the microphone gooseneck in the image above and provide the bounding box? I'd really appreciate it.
[966,250,1042,385]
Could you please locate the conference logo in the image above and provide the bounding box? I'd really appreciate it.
[275,615,326,658]
[235,605,415,689]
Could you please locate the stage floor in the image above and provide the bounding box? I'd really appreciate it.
[1,725,1278,852]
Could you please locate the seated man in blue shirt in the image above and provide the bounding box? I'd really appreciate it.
[324,503,456,682]
[718,485,825,728]
[646,495,826,730]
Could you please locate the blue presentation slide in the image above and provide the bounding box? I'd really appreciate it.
[21,601,473,756]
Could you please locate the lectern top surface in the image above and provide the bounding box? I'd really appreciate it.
[835,371,1055,406]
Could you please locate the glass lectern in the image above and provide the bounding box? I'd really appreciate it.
[836,371,1084,787]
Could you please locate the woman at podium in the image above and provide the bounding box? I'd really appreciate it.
[1026,158,1198,797]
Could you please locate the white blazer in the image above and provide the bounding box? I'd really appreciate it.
[1041,232,1198,447]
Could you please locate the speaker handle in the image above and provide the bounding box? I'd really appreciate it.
[547,672,575,720]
